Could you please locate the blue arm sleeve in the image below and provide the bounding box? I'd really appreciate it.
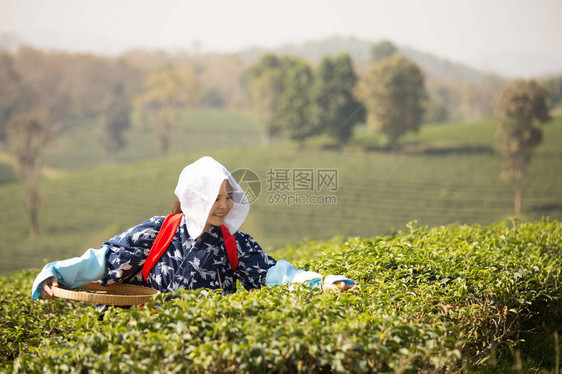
[265,260,356,289]
[31,247,108,300]
[265,260,322,287]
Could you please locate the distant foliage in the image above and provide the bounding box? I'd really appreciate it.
[0,45,511,157]
[355,55,426,150]
[99,83,131,157]
[6,110,52,236]
[6,112,52,181]
[270,37,507,123]
[311,53,365,147]
[3,220,561,373]
[423,74,506,123]
[0,47,142,166]
[276,59,315,144]
[494,79,551,215]
[370,40,398,64]
[199,88,224,108]
[245,52,366,148]
[542,75,562,110]
[422,97,448,124]
[134,66,199,156]
[0,52,22,142]
[242,54,285,145]
[96,58,143,158]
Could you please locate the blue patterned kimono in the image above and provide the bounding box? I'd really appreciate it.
[98,215,276,294]
[31,156,356,301]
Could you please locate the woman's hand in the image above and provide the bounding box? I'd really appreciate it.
[322,280,357,293]
[39,276,59,300]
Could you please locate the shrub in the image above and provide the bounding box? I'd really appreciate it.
[4,219,561,373]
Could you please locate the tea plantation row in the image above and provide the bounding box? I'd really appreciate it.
[2,219,561,373]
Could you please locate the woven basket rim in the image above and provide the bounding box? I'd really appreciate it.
[52,282,159,306]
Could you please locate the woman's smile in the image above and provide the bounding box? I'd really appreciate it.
[202,180,234,233]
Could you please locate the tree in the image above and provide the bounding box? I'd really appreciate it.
[494,79,551,216]
[0,52,24,142]
[4,48,70,236]
[247,67,282,146]
[312,53,364,148]
[99,82,131,159]
[199,88,224,107]
[370,40,398,64]
[422,98,448,124]
[242,54,284,146]
[276,59,315,146]
[135,66,198,156]
[94,58,142,159]
[542,76,562,110]
[12,48,73,124]
[6,110,52,236]
[354,55,426,150]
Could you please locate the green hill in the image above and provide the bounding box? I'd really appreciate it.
[0,115,561,274]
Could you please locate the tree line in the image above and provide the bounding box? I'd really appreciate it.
[241,44,436,150]
[241,53,365,148]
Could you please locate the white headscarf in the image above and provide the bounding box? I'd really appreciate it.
[174,156,249,238]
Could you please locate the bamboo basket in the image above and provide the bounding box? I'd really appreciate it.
[52,283,159,306]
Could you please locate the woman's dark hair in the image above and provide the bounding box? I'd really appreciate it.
[172,198,183,214]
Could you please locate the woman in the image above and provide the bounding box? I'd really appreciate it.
[32,156,355,301]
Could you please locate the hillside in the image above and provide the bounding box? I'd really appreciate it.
[0,115,561,274]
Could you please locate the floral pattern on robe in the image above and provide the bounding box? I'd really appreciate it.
[98,215,276,294]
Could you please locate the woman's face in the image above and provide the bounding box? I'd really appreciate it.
[206,180,234,228]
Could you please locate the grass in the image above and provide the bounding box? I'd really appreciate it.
[0,114,560,274]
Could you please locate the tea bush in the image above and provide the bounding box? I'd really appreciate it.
[3,219,561,373]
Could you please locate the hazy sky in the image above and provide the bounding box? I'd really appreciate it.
[2,0,561,77]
